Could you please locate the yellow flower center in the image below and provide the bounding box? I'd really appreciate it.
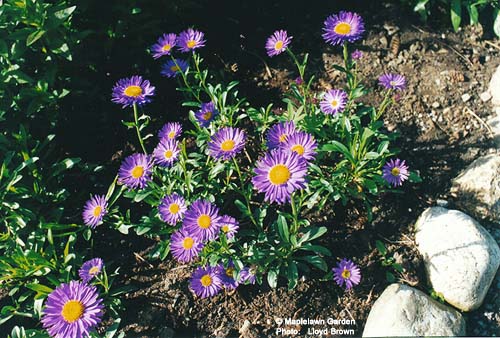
[278,134,288,143]
[182,237,194,249]
[226,267,234,278]
[220,139,235,152]
[170,65,180,72]
[268,164,291,185]
[391,167,400,176]
[203,111,212,121]
[274,40,284,50]
[131,165,144,179]
[331,100,338,108]
[291,144,305,156]
[187,40,197,49]
[390,81,396,86]
[162,44,171,51]
[124,85,143,97]
[89,266,100,275]
[164,150,173,159]
[61,300,85,323]
[341,269,351,279]
[334,22,351,35]
[169,203,180,214]
[168,131,176,139]
[93,206,102,217]
[222,225,229,233]
[197,214,211,229]
[201,274,212,287]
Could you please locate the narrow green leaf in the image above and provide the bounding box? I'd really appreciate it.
[450,0,462,31]
[26,30,46,46]
[494,9,500,37]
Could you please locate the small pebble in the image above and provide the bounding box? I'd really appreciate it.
[432,102,440,108]
[461,93,471,102]
[480,91,491,102]
[436,199,448,207]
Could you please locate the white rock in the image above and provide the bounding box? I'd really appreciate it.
[490,65,500,106]
[415,207,500,311]
[451,154,500,222]
[362,284,465,337]
[461,93,471,102]
[488,116,500,148]
[480,91,492,102]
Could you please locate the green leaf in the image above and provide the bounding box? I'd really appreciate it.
[494,9,500,37]
[298,255,328,271]
[276,215,290,243]
[320,141,355,163]
[409,171,422,183]
[287,261,298,289]
[298,226,327,245]
[375,240,387,256]
[54,6,77,20]
[414,0,430,12]
[386,271,396,283]
[468,4,479,25]
[450,0,462,31]
[26,30,46,46]
[267,267,279,288]
[25,283,53,295]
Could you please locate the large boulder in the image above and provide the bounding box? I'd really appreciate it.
[415,207,500,311]
[451,154,500,223]
[362,284,465,337]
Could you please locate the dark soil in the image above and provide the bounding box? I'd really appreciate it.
[15,0,500,337]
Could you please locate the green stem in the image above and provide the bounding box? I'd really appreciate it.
[343,43,349,70]
[133,103,147,154]
[290,192,299,233]
[171,55,201,102]
[376,90,393,120]
[232,157,258,227]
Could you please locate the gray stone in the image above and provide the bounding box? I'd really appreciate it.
[480,91,492,102]
[451,154,500,223]
[362,284,465,337]
[488,116,500,148]
[490,65,500,106]
[462,93,471,102]
[415,207,500,311]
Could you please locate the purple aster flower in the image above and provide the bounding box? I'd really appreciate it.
[158,122,182,140]
[322,11,365,46]
[266,121,297,149]
[153,138,180,168]
[252,149,308,204]
[170,229,204,263]
[117,153,153,190]
[208,127,246,160]
[111,75,155,108]
[265,30,293,57]
[382,158,409,187]
[158,193,187,225]
[280,131,317,161]
[320,89,348,115]
[190,265,223,298]
[220,215,239,239]
[378,73,406,91]
[41,280,104,338]
[151,33,177,59]
[161,59,189,78]
[195,102,219,128]
[332,258,361,289]
[217,260,239,290]
[239,266,257,285]
[182,199,222,241]
[82,195,107,228]
[351,49,363,60]
[78,258,104,283]
[178,28,206,53]
[295,77,304,85]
